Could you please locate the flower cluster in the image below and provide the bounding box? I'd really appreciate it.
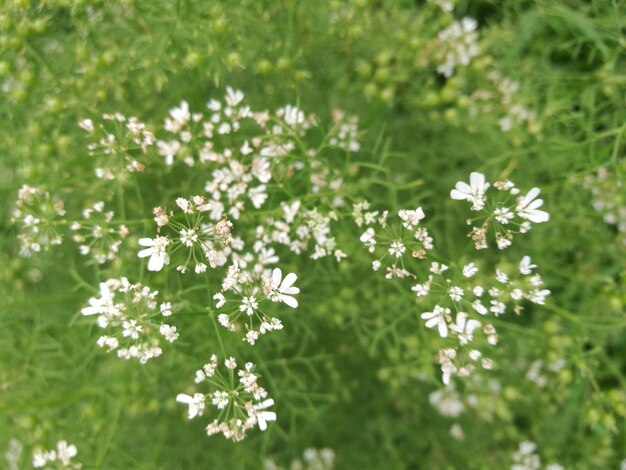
[70,201,129,264]
[353,173,550,385]
[450,172,549,249]
[354,202,433,279]
[138,195,233,273]
[79,113,155,180]
[177,356,276,442]
[260,202,346,262]
[32,440,81,469]
[418,256,549,384]
[81,278,177,362]
[490,71,541,135]
[584,166,626,245]
[12,185,65,257]
[463,70,542,138]
[436,18,480,78]
[214,267,298,345]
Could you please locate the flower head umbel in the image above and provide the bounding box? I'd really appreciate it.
[138,195,236,274]
[177,356,276,442]
[450,172,549,249]
[354,202,433,279]
[71,201,129,264]
[79,112,154,179]
[212,266,299,345]
[81,278,177,362]
[436,17,480,78]
[12,185,66,257]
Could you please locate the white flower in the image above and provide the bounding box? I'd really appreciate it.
[160,302,173,316]
[160,324,179,342]
[472,300,488,315]
[250,398,276,431]
[248,185,268,209]
[495,269,509,284]
[157,140,181,166]
[165,101,190,132]
[496,233,512,250]
[388,241,406,258]
[176,392,206,419]
[213,292,226,308]
[398,207,425,229]
[511,288,524,300]
[421,305,450,338]
[463,262,478,278]
[528,288,551,305]
[430,262,449,274]
[212,390,230,409]
[239,296,259,315]
[490,300,506,316]
[56,441,78,467]
[360,227,376,252]
[267,268,299,308]
[450,172,489,210]
[449,286,464,302]
[519,256,537,275]
[245,329,259,345]
[412,280,431,297]
[450,312,481,345]
[180,228,198,247]
[79,118,94,132]
[138,236,171,271]
[494,207,514,224]
[81,282,115,316]
[516,187,549,223]
[281,200,301,224]
[122,319,142,339]
[225,87,244,107]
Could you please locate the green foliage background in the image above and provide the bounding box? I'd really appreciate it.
[1,0,625,468]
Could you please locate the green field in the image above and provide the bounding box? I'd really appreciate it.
[1,1,625,468]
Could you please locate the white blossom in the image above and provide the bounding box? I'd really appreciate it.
[138,236,171,271]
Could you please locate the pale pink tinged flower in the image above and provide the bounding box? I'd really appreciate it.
[516,187,549,223]
[138,236,170,271]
